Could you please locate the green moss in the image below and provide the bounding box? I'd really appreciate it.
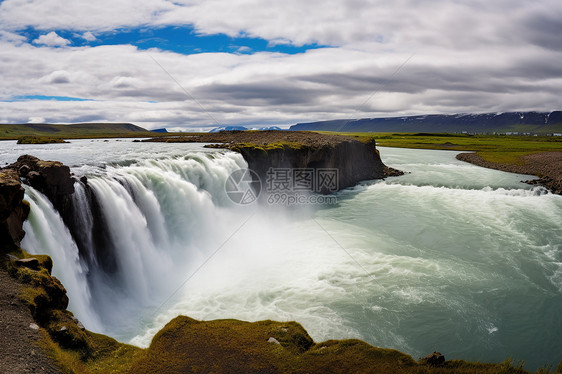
[47,310,90,351]
[76,332,143,373]
[2,248,142,373]
[267,322,313,353]
[263,141,309,150]
[230,141,311,153]
[237,142,266,151]
[39,329,86,374]
[126,316,532,374]
[37,320,144,374]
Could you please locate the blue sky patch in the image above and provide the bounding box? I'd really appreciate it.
[6,95,92,102]
[21,26,329,55]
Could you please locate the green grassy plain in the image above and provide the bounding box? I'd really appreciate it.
[0,123,164,140]
[318,132,562,165]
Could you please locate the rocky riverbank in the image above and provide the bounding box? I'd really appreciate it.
[456,152,562,194]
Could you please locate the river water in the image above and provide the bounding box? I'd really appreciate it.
[0,139,560,370]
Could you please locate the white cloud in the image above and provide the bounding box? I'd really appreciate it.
[28,116,45,123]
[39,70,71,84]
[0,30,26,44]
[0,0,175,31]
[0,40,560,129]
[33,31,70,47]
[1,0,560,50]
[236,46,252,54]
[82,31,96,41]
[0,0,561,128]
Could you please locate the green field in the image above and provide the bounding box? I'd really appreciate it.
[318,131,562,165]
[0,123,161,140]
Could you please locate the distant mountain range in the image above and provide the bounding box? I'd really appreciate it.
[290,111,562,134]
[210,126,283,132]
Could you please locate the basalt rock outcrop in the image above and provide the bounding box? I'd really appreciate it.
[1,155,79,254]
[144,130,403,192]
[0,169,30,251]
[8,155,75,213]
[232,139,402,193]
[0,161,89,354]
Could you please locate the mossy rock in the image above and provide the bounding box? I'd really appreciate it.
[127,316,531,374]
[12,265,68,321]
[17,136,68,144]
[47,309,91,353]
[3,249,68,321]
[266,322,313,354]
[231,143,267,153]
[262,141,310,151]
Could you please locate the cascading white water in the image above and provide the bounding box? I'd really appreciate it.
[22,150,249,338]
[70,183,96,265]
[7,140,561,371]
[22,186,102,331]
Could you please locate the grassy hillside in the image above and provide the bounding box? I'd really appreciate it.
[0,123,158,140]
[292,112,562,134]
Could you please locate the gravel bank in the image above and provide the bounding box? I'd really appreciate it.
[456,151,562,194]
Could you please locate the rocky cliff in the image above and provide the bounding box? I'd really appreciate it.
[6,155,75,213]
[0,160,98,373]
[144,130,403,192]
[232,139,402,193]
[0,169,29,251]
[0,152,76,252]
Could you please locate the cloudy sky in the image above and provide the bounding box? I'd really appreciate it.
[0,0,561,130]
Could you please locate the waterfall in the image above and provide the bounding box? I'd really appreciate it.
[21,151,249,338]
[22,186,102,331]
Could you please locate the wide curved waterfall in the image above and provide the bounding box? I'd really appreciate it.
[1,140,559,370]
[22,149,248,338]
